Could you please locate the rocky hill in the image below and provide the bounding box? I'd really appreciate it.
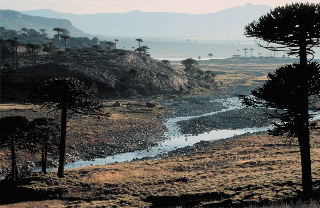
[1,50,218,102]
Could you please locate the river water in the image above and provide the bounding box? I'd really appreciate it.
[36,97,271,173]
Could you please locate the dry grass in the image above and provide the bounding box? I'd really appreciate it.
[0,100,166,170]
[171,57,296,88]
[2,128,320,207]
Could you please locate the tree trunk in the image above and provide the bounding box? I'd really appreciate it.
[298,37,313,198]
[0,44,2,104]
[299,134,312,197]
[15,45,18,70]
[41,147,47,174]
[57,104,67,178]
[11,139,18,182]
[58,32,61,51]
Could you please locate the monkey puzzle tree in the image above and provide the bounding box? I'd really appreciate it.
[181,58,199,73]
[136,39,143,48]
[60,35,70,50]
[243,48,248,58]
[40,29,47,43]
[135,47,146,54]
[114,39,119,49]
[243,2,320,197]
[26,43,42,67]
[29,117,60,174]
[7,37,20,69]
[53,28,66,51]
[249,48,254,57]
[0,116,30,181]
[30,77,102,178]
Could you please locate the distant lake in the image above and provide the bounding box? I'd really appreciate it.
[155,57,227,61]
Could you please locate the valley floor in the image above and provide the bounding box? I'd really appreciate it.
[1,58,320,207]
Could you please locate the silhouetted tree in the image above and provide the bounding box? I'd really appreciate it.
[141,46,150,55]
[243,2,320,197]
[53,28,65,51]
[0,116,30,181]
[61,35,70,50]
[208,53,213,59]
[7,37,20,69]
[135,47,146,54]
[114,39,119,49]
[181,58,199,73]
[104,41,115,50]
[136,39,143,48]
[243,48,248,58]
[30,77,103,178]
[29,117,60,174]
[40,29,47,43]
[26,43,42,66]
[249,48,254,57]
[161,60,170,65]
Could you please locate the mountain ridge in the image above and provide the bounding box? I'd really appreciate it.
[0,9,92,38]
[20,4,272,38]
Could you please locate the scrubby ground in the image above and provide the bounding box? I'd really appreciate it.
[0,100,167,175]
[2,57,320,207]
[2,128,320,207]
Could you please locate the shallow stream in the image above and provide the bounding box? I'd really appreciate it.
[38,97,271,172]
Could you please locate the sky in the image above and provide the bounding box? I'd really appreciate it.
[2,0,320,14]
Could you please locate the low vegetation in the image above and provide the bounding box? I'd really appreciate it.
[2,127,320,207]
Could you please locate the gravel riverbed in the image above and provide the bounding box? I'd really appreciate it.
[70,85,273,164]
[3,85,271,176]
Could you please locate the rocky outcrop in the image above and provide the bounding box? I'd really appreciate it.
[2,50,191,101]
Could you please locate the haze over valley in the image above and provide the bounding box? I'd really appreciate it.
[0,4,298,59]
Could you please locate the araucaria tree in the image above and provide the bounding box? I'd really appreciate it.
[61,35,71,50]
[30,77,102,178]
[0,116,30,181]
[242,2,320,197]
[181,58,199,73]
[29,117,60,174]
[53,28,66,51]
[136,39,143,48]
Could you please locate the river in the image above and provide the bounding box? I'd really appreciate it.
[35,96,272,173]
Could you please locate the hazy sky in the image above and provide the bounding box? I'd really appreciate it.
[2,0,320,14]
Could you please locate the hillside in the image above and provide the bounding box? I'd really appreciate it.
[20,4,272,38]
[0,10,91,38]
[1,50,218,102]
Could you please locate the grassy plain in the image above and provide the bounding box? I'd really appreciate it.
[2,57,320,207]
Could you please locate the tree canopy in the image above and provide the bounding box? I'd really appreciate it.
[241,62,320,136]
[244,3,320,56]
[181,58,199,73]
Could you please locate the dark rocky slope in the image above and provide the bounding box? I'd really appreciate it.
[1,50,218,102]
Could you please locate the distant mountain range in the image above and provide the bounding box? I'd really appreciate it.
[0,5,278,58]
[20,3,272,38]
[0,10,91,38]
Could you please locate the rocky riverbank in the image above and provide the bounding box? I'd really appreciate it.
[64,85,272,166]
[1,85,272,177]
